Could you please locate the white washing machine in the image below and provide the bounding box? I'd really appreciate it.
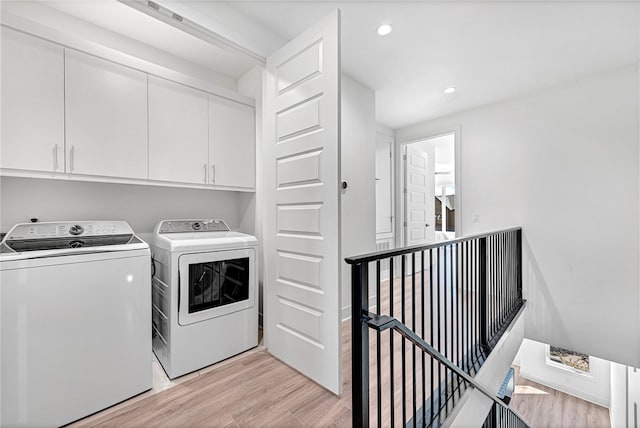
[0,221,151,427]
[149,219,258,379]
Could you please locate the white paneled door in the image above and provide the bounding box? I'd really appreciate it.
[405,145,435,246]
[264,10,342,394]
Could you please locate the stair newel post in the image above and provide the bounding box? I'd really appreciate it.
[351,261,370,428]
[516,228,523,302]
[479,236,489,353]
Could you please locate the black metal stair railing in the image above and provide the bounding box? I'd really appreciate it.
[346,227,525,427]
[367,314,529,428]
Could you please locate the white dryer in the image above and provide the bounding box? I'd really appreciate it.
[149,219,258,379]
[0,221,151,427]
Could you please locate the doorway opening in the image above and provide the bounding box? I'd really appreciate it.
[400,132,457,247]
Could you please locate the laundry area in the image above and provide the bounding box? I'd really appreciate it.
[0,1,356,425]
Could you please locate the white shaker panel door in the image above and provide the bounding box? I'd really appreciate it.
[405,145,435,246]
[148,76,209,184]
[264,10,342,395]
[65,50,148,179]
[209,96,255,189]
[1,27,64,172]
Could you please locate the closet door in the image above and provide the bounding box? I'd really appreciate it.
[149,77,209,184]
[209,96,255,189]
[264,10,342,395]
[1,27,64,172]
[65,50,148,179]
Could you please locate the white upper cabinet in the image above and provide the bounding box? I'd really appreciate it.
[1,27,64,172]
[65,50,148,179]
[148,76,209,185]
[209,96,255,189]
[1,28,256,191]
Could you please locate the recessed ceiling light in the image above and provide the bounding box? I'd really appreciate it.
[444,87,456,94]
[377,24,392,36]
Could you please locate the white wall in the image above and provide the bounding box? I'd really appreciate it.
[341,74,377,320]
[517,338,611,407]
[0,177,245,235]
[396,66,640,367]
[237,65,263,324]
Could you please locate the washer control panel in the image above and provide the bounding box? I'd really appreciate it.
[3,221,133,240]
[158,219,230,234]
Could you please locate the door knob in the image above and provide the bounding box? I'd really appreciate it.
[425,224,430,228]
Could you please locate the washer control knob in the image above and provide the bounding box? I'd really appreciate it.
[192,222,202,231]
[69,224,84,236]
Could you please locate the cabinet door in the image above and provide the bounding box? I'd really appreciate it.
[65,50,148,179]
[149,77,209,184]
[209,96,255,189]
[1,27,64,172]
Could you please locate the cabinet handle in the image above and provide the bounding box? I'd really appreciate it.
[70,145,75,172]
[203,163,207,183]
[53,144,59,171]
[211,165,216,184]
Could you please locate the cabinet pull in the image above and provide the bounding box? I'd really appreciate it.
[70,145,75,172]
[53,144,59,171]
[203,163,207,183]
[211,165,216,184]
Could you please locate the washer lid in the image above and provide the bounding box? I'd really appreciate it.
[1,221,140,254]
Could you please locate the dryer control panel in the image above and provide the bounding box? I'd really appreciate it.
[157,219,230,234]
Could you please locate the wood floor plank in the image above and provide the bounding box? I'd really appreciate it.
[510,365,610,427]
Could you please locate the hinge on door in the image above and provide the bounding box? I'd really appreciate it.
[389,151,392,158]
[403,221,407,227]
[403,154,407,161]
[403,188,407,194]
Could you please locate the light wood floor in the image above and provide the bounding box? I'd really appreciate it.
[70,270,513,428]
[510,366,610,427]
[71,326,353,428]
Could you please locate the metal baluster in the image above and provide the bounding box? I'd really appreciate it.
[429,249,434,424]
[411,253,416,427]
[389,257,395,428]
[436,247,442,411]
[456,243,461,371]
[449,244,455,400]
[479,237,488,356]
[421,250,426,427]
[401,255,406,426]
[467,240,472,371]
[443,245,448,403]
[376,260,382,428]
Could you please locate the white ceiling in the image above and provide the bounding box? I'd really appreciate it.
[33,0,259,78]
[33,1,640,130]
